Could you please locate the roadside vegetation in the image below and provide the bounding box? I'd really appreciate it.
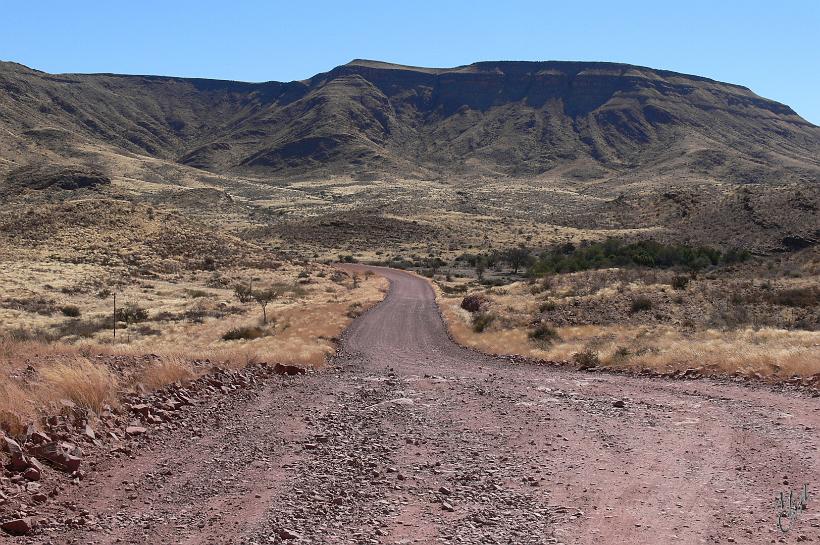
[428,241,818,381]
[0,260,387,438]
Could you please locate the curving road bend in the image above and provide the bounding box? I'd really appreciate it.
[29,266,819,544]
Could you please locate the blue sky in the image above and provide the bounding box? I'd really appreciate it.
[2,1,818,123]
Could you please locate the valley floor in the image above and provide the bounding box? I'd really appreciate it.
[14,266,819,544]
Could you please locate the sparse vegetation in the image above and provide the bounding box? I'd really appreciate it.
[460,294,485,313]
[572,348,600,370]
[528,322,561,347]
[434,249,819,379]
[222,326,269,341]
[60,304,81,317]
[630,296,653,313]
[116,303,149,323]
[529,239,748,275]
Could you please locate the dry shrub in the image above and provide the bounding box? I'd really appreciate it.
[138,357,194,391]
[472,311,496,333]
[222,326,268,341]
[573,348,600,369]
[461,294,485,313]
[40,357,118,413]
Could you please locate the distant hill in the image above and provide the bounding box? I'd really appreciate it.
[0,59,817,253]
[1,59,817,182]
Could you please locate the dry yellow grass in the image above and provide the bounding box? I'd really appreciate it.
[434,280,820,379]
[138,357,195,390]
[39,356,119,413]
[0,262,388,437]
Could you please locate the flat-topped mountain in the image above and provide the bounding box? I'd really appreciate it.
[1,59,817,182]
[1,59,818,254]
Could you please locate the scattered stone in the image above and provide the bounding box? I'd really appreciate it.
[275,363,307,376]
[30,431,51,444]
[612,399,626,408]
[29,441,82,472]
[126,426,148,436]
[129,404,152,418]
[1,517,33,536]
[23,466,41,481]
[32,492,48,503]
[278,528,302,540]
[442,501,455,512]
[83,424,96,441]
[3,435,29,471]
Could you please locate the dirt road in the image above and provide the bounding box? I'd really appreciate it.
[26,267,819,544]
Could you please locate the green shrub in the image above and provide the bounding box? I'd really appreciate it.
[611,346,631,364]
[572,349,600,370]
[671,275,690,290]
[347,302,363,318]
[116,303,149,323]
[529,239,728,275]
[630,296,653,313]
[184,289,212,299]
[471,312,496,333]
[53,318,108,339]
[222,326,267,341]
[60,305,81,317]
[528,323,561,346]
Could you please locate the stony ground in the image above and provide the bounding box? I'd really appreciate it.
[6,267,819,544]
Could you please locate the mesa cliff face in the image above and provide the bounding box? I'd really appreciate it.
[1,59,817,183]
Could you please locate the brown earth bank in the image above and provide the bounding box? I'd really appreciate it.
[2,266,818,544]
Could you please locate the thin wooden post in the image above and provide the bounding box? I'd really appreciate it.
[113,293,117,343]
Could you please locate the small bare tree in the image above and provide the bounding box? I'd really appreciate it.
[234,281,254,303]
[252,287,278,324]
[475,257,487,280]
[234,281,279,324]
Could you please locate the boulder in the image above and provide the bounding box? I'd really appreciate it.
[128,404,152,418]
[1,518,33,536]
[29,441,82,473]
[2,436,29,471]
[22,466,41,481]
[274,363,307,376]
[278,528,302,540]
[125,426,147,436]
[83,424,96,441]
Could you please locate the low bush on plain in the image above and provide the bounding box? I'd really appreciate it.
[528,322,561,346]
[671,275,690,290]
[60,305,81,317]
[630,296,653,313]
[572,349,600,370]
[222,326,268,341]
[461,294,485,313]
[471,311,496,333]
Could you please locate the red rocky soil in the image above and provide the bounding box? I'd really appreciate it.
[2,266,818,544]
